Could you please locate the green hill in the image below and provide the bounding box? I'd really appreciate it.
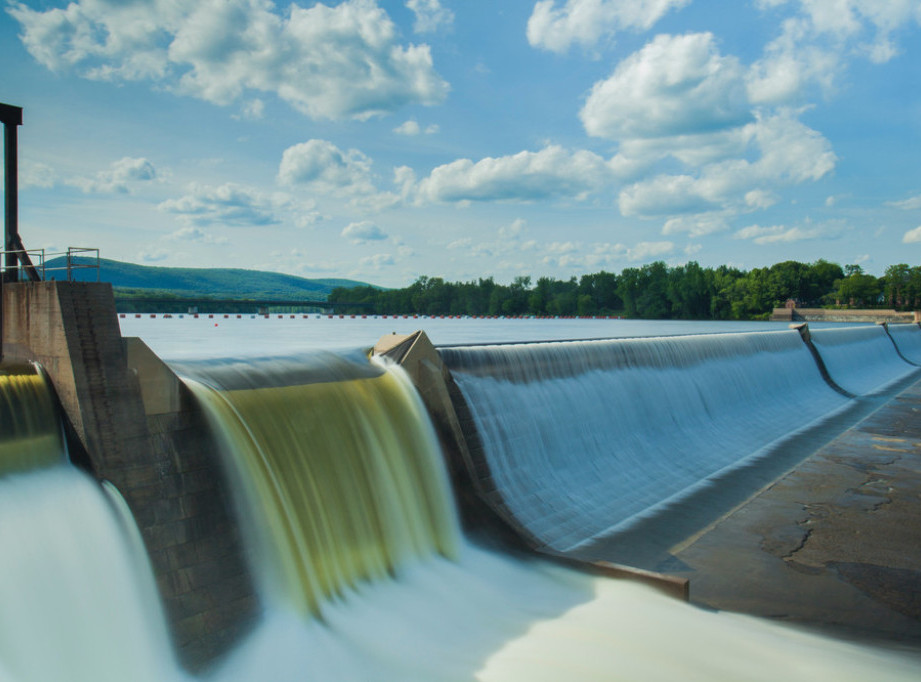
[45,257,374,300]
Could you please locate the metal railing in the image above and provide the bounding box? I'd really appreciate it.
[0,247,100,282]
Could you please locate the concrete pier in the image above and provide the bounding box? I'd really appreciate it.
[1,281,256,669]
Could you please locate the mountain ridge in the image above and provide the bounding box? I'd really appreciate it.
[45,256,376,300]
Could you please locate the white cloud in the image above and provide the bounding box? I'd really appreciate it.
[888,194,921,210]
[9,0,449,121]
[499,218,526,239]
[415,145,612,203]
[360,253,395,268]
[159,182,280,227]
[237,98,265,120]
[581,33,752,141]
[527,0,691,53]
[619,111,836,219]
[394,120,422,136]
[733,220,844,244]
[277,140,377,196]
[394,120,438,136]
[662,213,731,237]
[68,157,157,193]
[748,1,921,104]
[902,226,921,243]
[406,0,454,34]
[20,161,56,189]
[629,240,675,260]
[167,226,229,245]
[341,221,388,243]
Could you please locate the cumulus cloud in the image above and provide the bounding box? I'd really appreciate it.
[527,0,691,53]
[9,0,449,120]
[278,140,377,196]
[159,182,280,227]
[581,33,752,141]
[341,221,387,243]
[415,145,612,203]
[902,226,921,243]
[618,111,836,219]
[748,0,921,104]
[406,0,453,33]
[68,157,157,194]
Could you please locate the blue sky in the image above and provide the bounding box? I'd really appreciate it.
[1,0,920,287]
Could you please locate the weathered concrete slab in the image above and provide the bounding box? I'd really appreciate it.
[669,379,921,647]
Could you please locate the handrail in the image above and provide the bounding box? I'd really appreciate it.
[0,247,100,282]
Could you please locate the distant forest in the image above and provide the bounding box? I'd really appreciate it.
[328,261,921,320]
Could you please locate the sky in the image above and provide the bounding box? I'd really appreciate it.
[1,0,920,287]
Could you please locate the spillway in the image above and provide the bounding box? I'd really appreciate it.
[809,325,919,395]
[886,323,921,365]
[441,330,854,552]
[0,366,65,475]
[177,353,460,616]
[2,329,921,680]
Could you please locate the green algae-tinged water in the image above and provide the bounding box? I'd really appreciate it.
[183,360,460,616]
[0,367,65,476]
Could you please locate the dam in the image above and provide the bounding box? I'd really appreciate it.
[2,280,921,680]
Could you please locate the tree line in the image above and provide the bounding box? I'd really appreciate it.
[327,261,921,320]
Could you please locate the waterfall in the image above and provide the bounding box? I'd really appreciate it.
[0,362,184,682]
[441,330,852,551]
[0,365,65,475]
[810,325,919,395]
[176,353,460,616]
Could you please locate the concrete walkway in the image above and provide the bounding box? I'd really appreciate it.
[669,379,921,648]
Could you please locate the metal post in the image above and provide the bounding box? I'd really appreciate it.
[2,103,23,284]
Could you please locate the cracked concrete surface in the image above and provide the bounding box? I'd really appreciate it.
[669,381,921,648]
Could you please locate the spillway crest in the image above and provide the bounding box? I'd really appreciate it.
[441,331,852,551]
[179,353,460,616]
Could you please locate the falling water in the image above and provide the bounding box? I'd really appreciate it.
[809,325,920,395]
[883,323,921,365]
[0,365,65,475]
[177,353,460,616]
[1,339,919,680]
[0,364,185,682]
[441,330,853,551]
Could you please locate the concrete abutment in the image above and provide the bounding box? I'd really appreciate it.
[1,281,257,670]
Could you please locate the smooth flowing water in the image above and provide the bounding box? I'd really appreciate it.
[809,325,920,395]
[1,321,920,680]
[442,330,856,551]
[178,354,459,615]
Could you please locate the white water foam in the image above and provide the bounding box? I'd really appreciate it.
[0,466,187,682]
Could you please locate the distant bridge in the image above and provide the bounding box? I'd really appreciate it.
[114,297,371,313]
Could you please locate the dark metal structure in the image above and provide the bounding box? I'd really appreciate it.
[1,102,39,283]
